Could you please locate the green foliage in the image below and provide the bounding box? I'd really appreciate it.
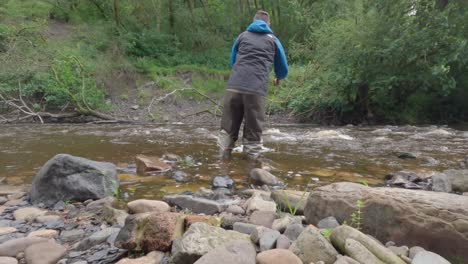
[123,31,180,60]
[321,228,333,239]
[350,199,364,231]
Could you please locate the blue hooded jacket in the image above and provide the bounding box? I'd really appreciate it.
[227,20,288,96]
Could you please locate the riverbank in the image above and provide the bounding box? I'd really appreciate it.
[0,153,466,263]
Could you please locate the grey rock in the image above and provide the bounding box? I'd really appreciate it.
[61,229,86,243]
[193,242,256,264]
[220,213,247,230]
[259,229,281,251]
[412,251,450,264]
[317,216,340,229]
[275,235,291,249]
[388,245,409,257]
[163,194,229,215]
[250,226,271,244]
[86,197,117,211]
[271,214,302,232]
[172,171,190,182]
[30,154,119,206]
[53,201,66,211]
[409,246,425,259]
[25,241,67,264]
[76,227,120,251]
[431,173,452,192]
[233,222,258,235]
[249,211,276,228]
[249,169,283,186]
[170,222,252,264]
[0,197,8,205]
[284,224,304,241]
[212,176,234,190]
[289,226,338,264]
[444,169,468,192]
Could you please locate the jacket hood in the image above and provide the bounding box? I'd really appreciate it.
[247,20,273,34]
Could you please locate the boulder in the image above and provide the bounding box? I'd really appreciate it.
[163,194,229,215]
[115,212,185,252]
[170,222,252,264]
[249,169,283,186]
[193,242,256,264]
[330,225,405,264]
[115,251,165,264]
[256,249,302,264]
[0,237,48,257]
[344,238,385,264]
[412,251,451,264]
[136,155,171,175]
[289,226,338,264]
[304,182,468,260]
[444,169,468,192]
[271,190,308,215]
[127,199,170,214]
[30,154,118,206]
[24,241,67,264]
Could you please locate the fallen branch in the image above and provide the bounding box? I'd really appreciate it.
[181,109,221,118]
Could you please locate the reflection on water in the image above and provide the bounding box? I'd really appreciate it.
[1,124,467,200]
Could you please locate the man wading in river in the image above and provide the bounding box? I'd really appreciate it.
[219,10,288,160]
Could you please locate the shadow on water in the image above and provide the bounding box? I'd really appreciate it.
[1,124,467,200]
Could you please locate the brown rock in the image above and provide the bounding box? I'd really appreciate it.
[0,227,17,236]
[136,155,171,175]
[304,182,468,260]
[185,215,222,229]
[115,212,185,252]
[0,257,18,264]
[127,199,170,214]
[256,249,302,264]
[24,241,67,264]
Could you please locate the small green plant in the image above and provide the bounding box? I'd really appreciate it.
[321,228,333,238]
[119,94,128,101]
[350,199,364,231]
[111,180,120,198]
[360,180,369,187]
[282,190,308,216]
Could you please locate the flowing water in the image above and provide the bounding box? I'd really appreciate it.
[1,124,467,200]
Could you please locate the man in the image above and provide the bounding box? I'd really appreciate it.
[219,10,288,160]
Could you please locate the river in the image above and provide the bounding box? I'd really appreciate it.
[1,124,467,200]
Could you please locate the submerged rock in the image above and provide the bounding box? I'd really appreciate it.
[30,154,119,206]
[172,171,190,182]
[305,182,468,260]
[135,155,171,175]
[212,176,235,190]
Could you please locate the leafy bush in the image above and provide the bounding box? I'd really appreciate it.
[123,30,180,61]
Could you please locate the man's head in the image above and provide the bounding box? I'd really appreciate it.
[254,10,270,26]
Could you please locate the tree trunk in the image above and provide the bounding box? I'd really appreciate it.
[113,0,122,27]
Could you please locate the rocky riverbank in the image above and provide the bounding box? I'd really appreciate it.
[0,154,467,264]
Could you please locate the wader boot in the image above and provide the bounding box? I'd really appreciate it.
[220,90,265,160]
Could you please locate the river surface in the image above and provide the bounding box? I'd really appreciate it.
[1,124,467,200]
